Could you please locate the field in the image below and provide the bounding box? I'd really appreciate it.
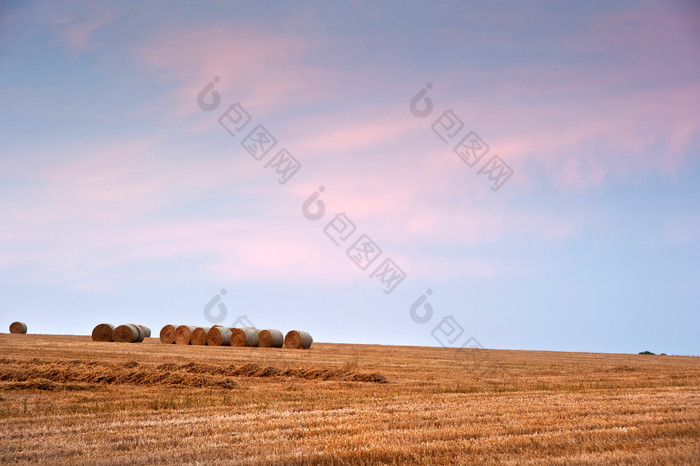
[1,334,698,464]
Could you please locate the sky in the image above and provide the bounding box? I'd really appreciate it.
[0,0,698,355]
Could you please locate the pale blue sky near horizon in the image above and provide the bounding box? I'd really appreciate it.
[1,1,698,355]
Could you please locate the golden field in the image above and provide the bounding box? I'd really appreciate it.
[0,333,698,465]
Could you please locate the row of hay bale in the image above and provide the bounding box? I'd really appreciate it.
[92,323,152,343]
[9,321,28,334]
[159,325,312,349]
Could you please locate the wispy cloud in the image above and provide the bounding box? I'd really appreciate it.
[137,25,337,117]
[44,2,117,53]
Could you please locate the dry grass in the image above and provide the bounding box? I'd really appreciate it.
[0,334,698,464]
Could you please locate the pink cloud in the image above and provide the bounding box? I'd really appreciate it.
[30,139,274,219]
[57,16,112,50]
[6,2,697,291]
[283,107,426,156]
[420,5,700,192]
[137,25,338,118]
[449,81,700,191]
[43,3,117,53]
[1,133,548,288]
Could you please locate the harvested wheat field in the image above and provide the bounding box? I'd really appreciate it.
[0,334,698,465]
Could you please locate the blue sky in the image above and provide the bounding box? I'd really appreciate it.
[1,1,698,354]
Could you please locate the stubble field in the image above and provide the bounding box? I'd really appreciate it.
[0,333,698,464]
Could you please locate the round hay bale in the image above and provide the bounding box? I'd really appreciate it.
[175,325,196,345]
[138,325,151,338]
[135,325,145,342]
[130,323,146,342]
[190,327,210,345]
[258,329,283,348]
[159,324,177,344]
[91,323,114,342]
[231,327,259,347]
[9,321,28,334]
[284,330,313,349]
[207,326,231,346]
[113,324,141,343]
